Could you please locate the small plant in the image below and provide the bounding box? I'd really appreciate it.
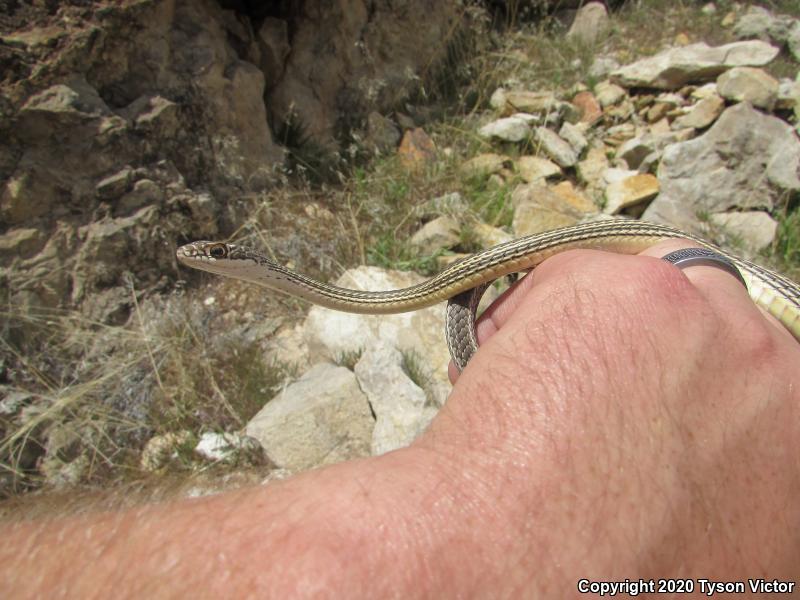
[334,348,364,370]
[400,349,431,391]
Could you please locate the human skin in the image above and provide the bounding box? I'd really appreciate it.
[1,240,799,598]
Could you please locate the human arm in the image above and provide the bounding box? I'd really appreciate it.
[2,241,799,598]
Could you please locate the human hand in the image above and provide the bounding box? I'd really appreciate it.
[424,240,800,594]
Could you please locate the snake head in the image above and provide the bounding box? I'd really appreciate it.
[176,240,278,279]
[176,241,232,264]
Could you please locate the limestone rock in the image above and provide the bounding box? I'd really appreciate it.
[671,94,725,129]
[571,90,603,124]
[460,154,509,178]
[716,67,779,111]
[594,80,627,107]
[353,343,432,455]
[478,116,532,143]
[552,181,597,213]
[603,174,660,214]
[644,103,800,232]
[558,122,588,157]
[409,216,460,255]
[589,56,620,79]
[503,90,559,114]
[416,192,468,219]
[566,2,609,45]
[733,6,795,45]
[576,145,610,192]
[709,211,778,254]
[532,127,578,168]
[512,183,583,236]
[617,129,696,169]
[303,267,451,403]
[516,156,561,183]
[245,364,373,471]
[470,222,513,247]
[611,41,780,90]
[194,432,264,464]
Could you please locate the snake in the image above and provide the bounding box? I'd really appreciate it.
[176,219,800,371]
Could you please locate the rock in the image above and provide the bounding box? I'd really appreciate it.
[716,67,779,111]
[256,17,291,83]
[415,192,468,219]
[671,94,725,129]
[616,129,696,169]
[603,174,660,214]
[691,82,720,100]
[245,364,373,471]
[490,87,508,110]
[710,211,778,254]
[460,153,509,178]
[303,267,451,402]
[512,183,584,236]
[517,156,562,183]
[776,79,800,111]
[644,103,800,232]
[571,90,603,124]
[503,90,559,114]
[594,80,627,107]
[551,181,597,213]
[478,116,532,142]
[96,167,134,200]
[558,122,588,157]
[674,32,691,47]
[733,6,796,47]
[116,179,164,216]
[267,1,461,149]
[610,41,780,90]
[604,123,637,146]
[589,56,620,79]
[603,167,639,185]
[1,169,59,223]
[409,216,461,255]
[789,22,800,62]
[566,2,609,45]
[721,12,736,28]
[365,112,401,154]
[576,144,610,192]
[398,128,436,171]
[194,432,264,464]
[140,431,194,472]
[470,221,514,247]
[0,228,45,260]
[353,343,432,455]
[531,127,578,168]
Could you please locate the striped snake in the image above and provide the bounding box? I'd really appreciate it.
[176,220,800,371]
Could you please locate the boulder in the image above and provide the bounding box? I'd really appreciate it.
[566,2,609,45]
[716,67,779,111]
[610,41,780,90]
[245,364,373,471]
[643,103,800,232]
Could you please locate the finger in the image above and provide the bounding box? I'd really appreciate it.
[641,240,795,345]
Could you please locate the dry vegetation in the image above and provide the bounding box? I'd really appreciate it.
[1,0,799,511]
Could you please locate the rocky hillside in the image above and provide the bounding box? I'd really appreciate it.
[1,1,799,503]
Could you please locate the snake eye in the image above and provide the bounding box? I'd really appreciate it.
[209,244,227,259]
